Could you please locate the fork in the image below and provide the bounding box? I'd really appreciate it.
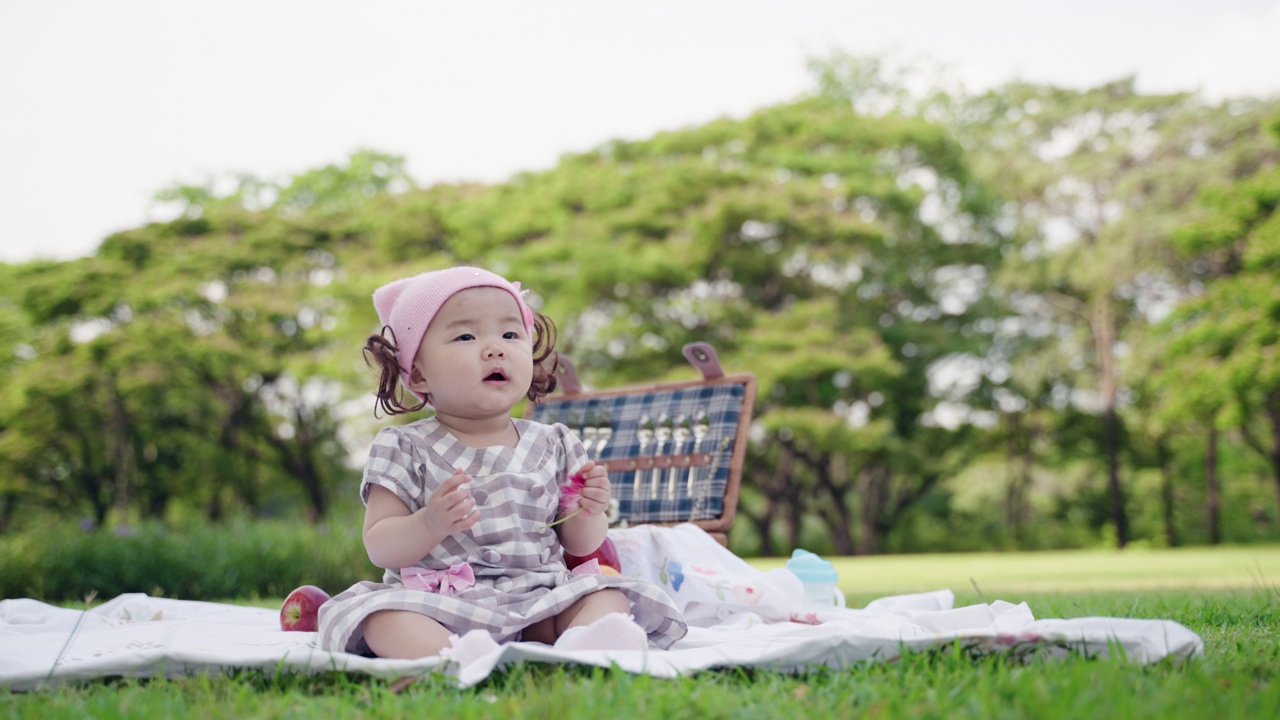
[565,412,583,448]
[593,410,613,460]
[688,408,709,497]
[650,414,672,500]
[581,416,598,458]
[691,437,731,521]
[666,414,690,500]
[633,414,653,502]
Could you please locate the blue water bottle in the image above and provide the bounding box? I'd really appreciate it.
[785,549,847,608]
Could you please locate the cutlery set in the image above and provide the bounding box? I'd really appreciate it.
[549,406,731,522]
[525,344,756,544]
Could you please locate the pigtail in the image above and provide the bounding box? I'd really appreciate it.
[527,311,560,402]
[362,326,428,417]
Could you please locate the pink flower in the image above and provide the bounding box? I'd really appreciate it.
[542,471,587,529]
[559,471,587,513]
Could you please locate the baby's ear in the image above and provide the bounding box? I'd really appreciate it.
[407,364,430,395]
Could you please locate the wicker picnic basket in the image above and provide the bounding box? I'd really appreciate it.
[525,342,756,546]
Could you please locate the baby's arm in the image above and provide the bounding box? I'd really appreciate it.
[363,469,478,569]
[556,461,612,556]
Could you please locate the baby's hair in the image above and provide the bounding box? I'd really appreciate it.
[528,311,560,400]
[363,327,427,417]
[363,311,560,417]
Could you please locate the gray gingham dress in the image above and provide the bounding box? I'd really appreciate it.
[317,417,687,655]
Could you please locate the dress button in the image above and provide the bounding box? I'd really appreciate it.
[471,489,490,505]
[483,549,501,563]
[530,484,544,499]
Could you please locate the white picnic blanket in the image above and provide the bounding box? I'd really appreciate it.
[0,524,1204,690]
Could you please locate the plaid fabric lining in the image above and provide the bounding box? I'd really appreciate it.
[529,384,745,524]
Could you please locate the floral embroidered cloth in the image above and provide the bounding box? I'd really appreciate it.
[0,524,1203,690]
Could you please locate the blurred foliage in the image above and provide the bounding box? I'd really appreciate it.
[0,516,373,602]
[1,55,1279,565]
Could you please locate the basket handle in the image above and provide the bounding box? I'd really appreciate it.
[556,355,583,394]
[682,342,725,380]
[555,342,724,394]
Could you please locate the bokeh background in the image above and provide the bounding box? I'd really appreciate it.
[2,2,1280,600]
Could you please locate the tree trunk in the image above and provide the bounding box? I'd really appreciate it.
[786,499,804,552]
[1020,424,1036,539]
[752,514,775,557]
[856,464,886,555]
[1206,423,1221,545]
[296,448,327,522]
[1157,437,1179,547]
[267,404,328,522]
[1236,390,1280,519]
[0,493,15,534]
[1093,296,1128,548]
[781,450,804,550]
[145,488,169,521]
[823,454,856,555]
[78,448,111,528]
[1005,413,1035,544]
[1268,391,1280,517]
[741,444,795,556]
[216,386,262,515]
[207,491,223,521]
[1005,413,1023,542]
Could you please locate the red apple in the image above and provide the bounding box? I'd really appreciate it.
[280,585,330,632]
[564,536,622,573]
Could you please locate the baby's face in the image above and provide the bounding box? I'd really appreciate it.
[410,287,534,420]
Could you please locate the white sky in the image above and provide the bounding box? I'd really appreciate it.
[2,0,1279,263]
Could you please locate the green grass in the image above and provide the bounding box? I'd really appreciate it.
[4,547,1280,719]
[771,544,1280,598]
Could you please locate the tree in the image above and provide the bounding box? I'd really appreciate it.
[1161,120,1280,517]
[952,80,1280,547]
[468,86,1005,554]
[4,64,1278,554]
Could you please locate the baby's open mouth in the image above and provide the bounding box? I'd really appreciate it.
[485,370,507,381]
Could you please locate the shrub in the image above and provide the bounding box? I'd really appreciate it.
[0,517,379,602]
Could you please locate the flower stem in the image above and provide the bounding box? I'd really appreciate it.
[540,507,584,529]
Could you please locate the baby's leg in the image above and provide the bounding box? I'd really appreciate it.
[362,609,453,659]
[550,589,649,651]
[556,588,632,634]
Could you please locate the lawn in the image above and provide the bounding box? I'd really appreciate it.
[779,543,1280,598]
[4,546,1279,719]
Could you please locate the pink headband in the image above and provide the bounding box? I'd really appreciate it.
[372,266,535,398]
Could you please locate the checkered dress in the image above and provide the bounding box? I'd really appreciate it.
[317,418,688,655]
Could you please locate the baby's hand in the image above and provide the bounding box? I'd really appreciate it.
[573,461,612,516]
[423,469,479,536]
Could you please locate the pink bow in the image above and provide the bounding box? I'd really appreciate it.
[402,563,476,596]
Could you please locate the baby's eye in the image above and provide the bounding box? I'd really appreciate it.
[503,331,520,340]
[454,333,475,341]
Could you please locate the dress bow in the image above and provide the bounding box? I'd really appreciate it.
[401,562,476,596]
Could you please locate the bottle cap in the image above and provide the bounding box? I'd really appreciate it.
[784,549,838,584]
